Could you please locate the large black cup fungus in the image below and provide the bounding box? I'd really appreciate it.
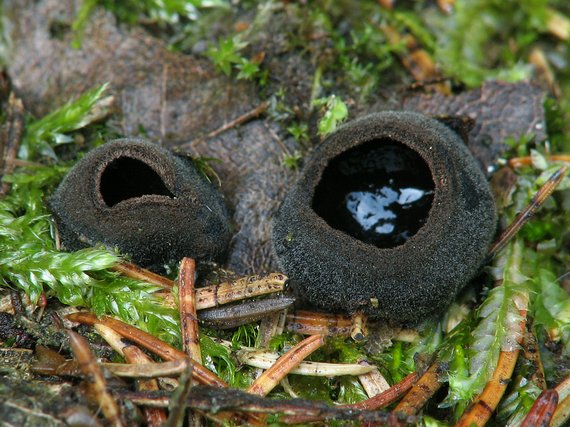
[49,138,231,268]
[272,112,497,322]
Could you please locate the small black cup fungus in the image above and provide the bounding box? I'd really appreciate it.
[272,112,497,322]
[49,138,231,268]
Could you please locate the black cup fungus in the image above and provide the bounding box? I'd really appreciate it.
[272,112,497,322]
[49,138,231,268]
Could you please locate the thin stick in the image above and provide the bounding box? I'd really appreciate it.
[67,312,228,388]
[123,346,168,427]
[346,372,418,410]
[236,349,374,376]
[177,257,206,427]
[165,364,193,427]
[194,273,287,310]
[120,386,411,424]
[487,166,568,260]
[178,258,201,361]
[393,361,443,416]
[247,334,325,396]
[283,371,418,424]
[67,330,125,427]
[286,310,353,336]
[187,101,269,150]
[455,350,520,427]
[550,372,570,426]
[508,154,570,168]
[521,389,558,427]
[455,307,528,427]
[112,261,174,289]
[552,394,570,427]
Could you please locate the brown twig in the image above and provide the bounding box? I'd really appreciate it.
[508,154,570,168]
[93,324,167,426]
[194,272,287,310]
[66,312,228,387]
[0,93,25,195]
[177,257,206,427]
[186,101,269,150]
[455,350,521,427]
[247,334,325,396]
[487,166,568,260]
[550,371,570,426]
[455,307,528,427]
[178,258,201,360]
[521,389,558,427]
[123,346,168,427]
[286,310,354,336]
[393,361,444,416]
[112,261,174,289]
[165,364,193,427]
[67,330,126,427]
[283,371,418,424]
[120,386,413,424]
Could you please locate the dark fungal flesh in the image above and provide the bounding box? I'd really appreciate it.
[49,138,232,269]
[272,111,497,322]
[313,139,434,248]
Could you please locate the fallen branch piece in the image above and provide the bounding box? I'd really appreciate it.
[67,312,227,388]
[237,348,374,376]
[393,361,444,416]
[119,386,415,424]
[112,261,174,289]
[178,258,201,361]
[194,273,287,310]
[488,166,568,259]
[521,389,558,427]
[286,310,354,336]
[67,330,125,427]
[247,334,325,396]
[283,371,418,424]
[123,345,168,427]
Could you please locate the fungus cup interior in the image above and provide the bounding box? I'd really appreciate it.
[99,156,174,207]
[312,139,435,248]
